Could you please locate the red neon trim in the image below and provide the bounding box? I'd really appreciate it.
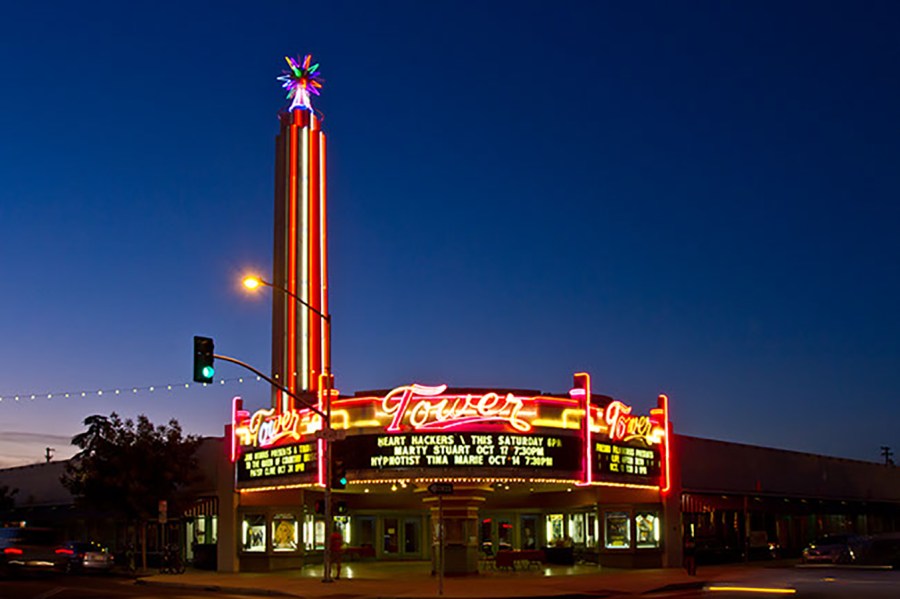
[309,124,322,389]
[317,437,325,486]
[572,372,592,485]
[319,133,328,379]
[231,396,241,463]
[317,375,326,486]
[659,394,671,494]
[287,117,298,406]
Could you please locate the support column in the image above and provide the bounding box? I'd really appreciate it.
[420,484,492,576]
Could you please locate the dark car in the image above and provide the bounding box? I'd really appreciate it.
[61,541,115,574]
[801,534,864,564]
[0,527,68,577]
[856,533,900,568]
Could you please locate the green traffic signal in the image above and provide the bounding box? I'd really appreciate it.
[193,336,215,383]
[332,459,347,489]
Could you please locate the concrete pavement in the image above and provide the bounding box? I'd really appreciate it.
[135,560,797,598]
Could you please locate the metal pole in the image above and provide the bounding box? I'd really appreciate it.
[438,495,444,596]
[322,317,333,582]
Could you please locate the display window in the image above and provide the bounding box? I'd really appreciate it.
[546,514,564,545]
[604,511,631,549]
[272,514,299,552]
[635,512,660,549]
[335,515,351,545]
[242,514,267,552]
[303,514,325,551]
[568,513,585,544]
[586,512,598,547]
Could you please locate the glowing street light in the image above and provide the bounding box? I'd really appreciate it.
[242,275,263,291]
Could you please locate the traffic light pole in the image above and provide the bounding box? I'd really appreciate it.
[210,354,326,419]
[322,318,334,583]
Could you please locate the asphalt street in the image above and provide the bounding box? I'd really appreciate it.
[0,574,244,599]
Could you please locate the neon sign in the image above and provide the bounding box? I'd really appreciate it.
[233,398,319,452]
[382,384,532,432]
[230,375,670,492]
[604,400,655,443]
[340,433,581,472]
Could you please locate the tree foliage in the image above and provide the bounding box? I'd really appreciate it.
[62,413,202,521]
[0,484,17,513]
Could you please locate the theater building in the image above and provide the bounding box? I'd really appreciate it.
[227,374,678,573]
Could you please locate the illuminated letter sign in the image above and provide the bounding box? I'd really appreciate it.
[233,402,318,451]
[604,400,655,443]
[237,441,319,483]
[337,433,581,473]
[381,384,532,432]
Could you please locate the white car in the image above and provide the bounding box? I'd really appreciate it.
[62,541,114,574]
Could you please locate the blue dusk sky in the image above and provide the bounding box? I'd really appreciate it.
[1,1,898,468]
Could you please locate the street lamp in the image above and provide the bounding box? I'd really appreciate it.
[242,274,336,582]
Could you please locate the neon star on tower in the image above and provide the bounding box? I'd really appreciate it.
[277,54,324,112]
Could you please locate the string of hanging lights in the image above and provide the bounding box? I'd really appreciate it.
[0,375,270,404]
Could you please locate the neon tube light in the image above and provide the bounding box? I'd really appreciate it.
[382,384,532,432]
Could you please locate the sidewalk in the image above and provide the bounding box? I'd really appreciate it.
[135,560,792,598]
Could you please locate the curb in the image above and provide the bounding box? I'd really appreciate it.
[135,580,624,599]
[135,579,303,597]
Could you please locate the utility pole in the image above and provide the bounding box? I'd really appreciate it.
[880,446,894,466]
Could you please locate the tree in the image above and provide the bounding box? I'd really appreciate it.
[62,412,202,570]
[0,483,17,513]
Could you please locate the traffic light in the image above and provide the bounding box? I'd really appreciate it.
[193,336,215,383]
[332,459,347,490]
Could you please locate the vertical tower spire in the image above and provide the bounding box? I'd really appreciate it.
[272,56,328,411]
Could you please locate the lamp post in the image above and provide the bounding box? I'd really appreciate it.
[242,274,336,582]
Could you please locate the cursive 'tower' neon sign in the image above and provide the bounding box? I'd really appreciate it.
[382,384,532,432]
[604,400,657,443]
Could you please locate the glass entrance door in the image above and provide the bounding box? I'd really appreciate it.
[403,518,420,555]
[383,518,399,555]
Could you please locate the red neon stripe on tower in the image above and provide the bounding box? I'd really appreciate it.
[272,107,328,411]
[287,120,298,408]
[308,123,321,388]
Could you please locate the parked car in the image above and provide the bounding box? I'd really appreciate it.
[61,541,114,574]
[801,534,864,564]
[855,533,900,568]
[0,527,68,577]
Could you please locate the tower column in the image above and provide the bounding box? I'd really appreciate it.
[272,107,328,410]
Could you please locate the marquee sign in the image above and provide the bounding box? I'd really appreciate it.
[231,374,671,492]
[338,432,582,473]
[232,397,322,487]
[237,440,319,483]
